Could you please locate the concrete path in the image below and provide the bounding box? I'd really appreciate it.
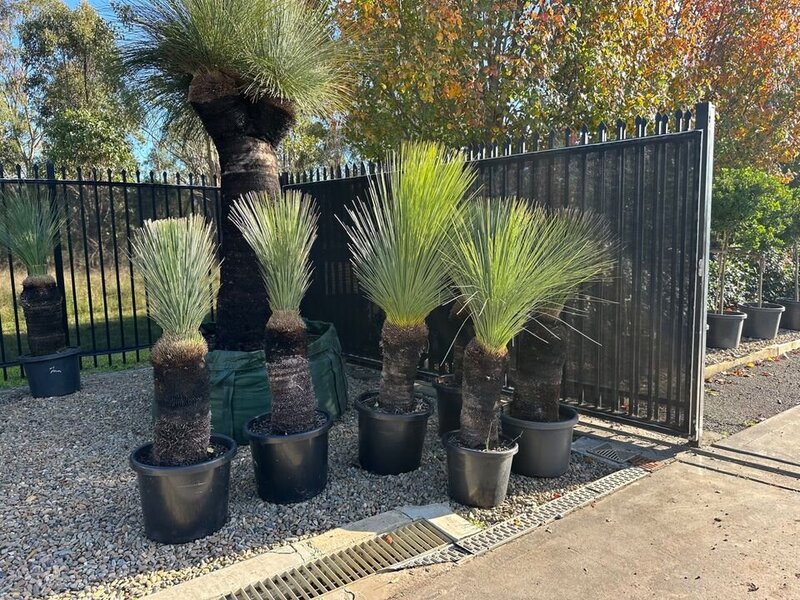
[336,410,800,600]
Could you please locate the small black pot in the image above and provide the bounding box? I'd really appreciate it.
[777,299,800,330]
[501,405,578,478]
[356,392,433,475]
[445,432,518,508]
[245,410,333,504]
[129,433,237,544]
[433,376,462,437]
[19,347,81,398]
[741,302,785,340]
[706,311,747,349]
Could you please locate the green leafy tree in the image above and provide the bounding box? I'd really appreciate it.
[779,189,800,302]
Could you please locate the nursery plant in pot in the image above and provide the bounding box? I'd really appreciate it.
[342,141,477,475]
[503,211,614,478]
[442,199,573,508]
[777,190,800,330]
[128,215,237,544]
[231,190,333,504]
[0,189,80,398]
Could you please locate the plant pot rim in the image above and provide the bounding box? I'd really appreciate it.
[777,298,800,306]
[18,346,81,363]
[501,405,579,431]
[130,433,237,477]
[707,310,747,320]
[355,391,433,422]
[741,302,786,312]
[245,409,333,443]
[444,431,519,458]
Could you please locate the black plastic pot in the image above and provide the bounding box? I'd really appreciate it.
[19,347,81,398]
[245,410,333,504]
[777,299,800,330]
[741,302,785,340]
[129,433,237,544]
[706,311,747,349]
[501,405,578,478]
[356,392,433,475]
[445,432,518,508]
[433,376,462,437]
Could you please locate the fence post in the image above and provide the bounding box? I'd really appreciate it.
[690,102,715,445]
[46,162,70,346]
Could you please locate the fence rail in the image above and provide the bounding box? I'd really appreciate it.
[0,103,713,439]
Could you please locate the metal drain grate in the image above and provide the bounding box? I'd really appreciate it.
[588,442,641,464]
[221,520,451,600]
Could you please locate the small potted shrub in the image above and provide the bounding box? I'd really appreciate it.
[231,190,332,503]
[502,211,614,478]
[129,216,237,544]
[778,190,800,329]
[443,199,573,508]
[342,141,477,475]
[0,189,80,397]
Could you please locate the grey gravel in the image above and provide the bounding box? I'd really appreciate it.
[0,364,614,600]
[704,349,800,435]
[706,328,800,365]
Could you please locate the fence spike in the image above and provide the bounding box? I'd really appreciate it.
[580,125,589,144]
[674,109,684,132]
[532,132,541,151]
[598,122,608,142]
[565,127,573,147]
[616,119,626,140]
[336,164,343,179]
[516,137,525,154]
[683,109,693,131]
[548,130,557,148]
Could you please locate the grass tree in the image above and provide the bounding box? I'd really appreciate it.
[131,215,219,466]
[510,210,614,422]
[342,141,477,413]
[0,189,65,356]
[125,0,350,351]
[230,190,318,434]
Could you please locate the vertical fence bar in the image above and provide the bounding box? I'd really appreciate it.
[121,170,141,361]
[46,162,70,346]
[107,169,126,364]
[61,167,81,353]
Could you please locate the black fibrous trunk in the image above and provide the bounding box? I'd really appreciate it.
[190,71,296,351]
[378,320,428,413]
[151,336,211,466]
[459,338,506,449]
[510,315,565,423]
[264,310,316,434]
[20,275,66,356]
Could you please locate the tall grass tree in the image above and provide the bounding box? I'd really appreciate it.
[230,190,318,434]
[124,0,351,351]
[0,189,66,356]
[131,215,219,466]
[342,141,478,413]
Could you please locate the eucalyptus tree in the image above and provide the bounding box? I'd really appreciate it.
[124,0,350,350]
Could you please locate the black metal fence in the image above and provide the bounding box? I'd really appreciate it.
[0,103,713,439]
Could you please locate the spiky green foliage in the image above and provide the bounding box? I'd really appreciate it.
[230,190,318,312]
[130,216,219,340]
[446,199,613,354]
[0,189,62,277]
[342,141,477,327]
[123,0,351,128]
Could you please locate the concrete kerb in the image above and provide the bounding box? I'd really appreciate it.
[704,338,800,379]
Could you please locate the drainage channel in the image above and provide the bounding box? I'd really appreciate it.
[220,520,451,600]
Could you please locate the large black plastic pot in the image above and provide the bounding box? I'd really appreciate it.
[741,303,785,340]
[433,376,462,437]
[777,299,800,330]
[245,410,333,504]
[501,405,578,478]
[445,432,518,508]
[706,312,747,349]
[129,433,237,544]
[19,347,81,398]
[356,392,433,475]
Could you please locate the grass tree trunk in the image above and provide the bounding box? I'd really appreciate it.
[151,336,211,466]
[264,310,316,434]
[189,72,295,351]
[20,275,66,356]
[449,302,473,387]
[510,315,565,423]
[378,321,428,413]
[459,338,506,449]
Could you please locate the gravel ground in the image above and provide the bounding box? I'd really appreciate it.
[0,364,614,600]
[705,328,800,365]
[704,350,800,435]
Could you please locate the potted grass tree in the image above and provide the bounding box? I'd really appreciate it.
[0,189,80,397]
[432,302,473,437]
[128,215,237,544]
[342,141,477,475]
[502,210,614,478]
[231,190,332,503]
[443,199,584,508]
[777,190,800,329]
